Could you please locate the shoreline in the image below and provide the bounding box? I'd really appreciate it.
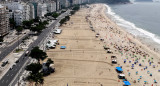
[43,4,160,86]
[105,3,160,54]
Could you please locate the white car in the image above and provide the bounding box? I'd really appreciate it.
[53,29,62,34]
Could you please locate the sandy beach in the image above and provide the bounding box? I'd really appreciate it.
[44,4,160,86]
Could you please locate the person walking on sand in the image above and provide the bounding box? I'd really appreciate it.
[128,72,130,76]
[136,71,138,75]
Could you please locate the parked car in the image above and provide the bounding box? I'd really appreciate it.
[1,59,9,67]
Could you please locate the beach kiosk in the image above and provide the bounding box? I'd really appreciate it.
[60,46,66,49]
[123,81,131,86]
[111,56,117,64]
[118,74,125,79]
[116,67,123,73]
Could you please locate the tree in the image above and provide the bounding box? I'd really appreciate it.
[16,26,23,49]
[34,17,40,22]
[25,63,42,74]
[9,18,16,29]
[52,12,59,18]
[23,20,34,29]
[0,37,3,43]
[72,5,80,11]
[30,47,47,63]
[16,26,23,33]
[42,20,49,26]
[26,72,44,86]
[46,58,54,68]
[30,25,43,34]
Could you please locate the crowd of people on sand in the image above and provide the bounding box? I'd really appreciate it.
[85,4,160,86]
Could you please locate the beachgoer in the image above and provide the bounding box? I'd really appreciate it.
[136,71,138,75]
[128,72,130,76]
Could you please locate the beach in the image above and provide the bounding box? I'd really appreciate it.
[44,4,160,86]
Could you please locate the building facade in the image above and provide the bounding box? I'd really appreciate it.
[46,1,56,13]
[37,3,47,17]
[5,2,25,26]
[0,4,9,36]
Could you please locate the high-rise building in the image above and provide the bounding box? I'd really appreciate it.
[46,1,56,13]
[37,3,47,17]
[28,3,35,19]
[0,4,9,36]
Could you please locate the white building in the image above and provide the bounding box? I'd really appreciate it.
[21,2,30,21]
[13,10,24,26]
[60,0,69,8]
[46,1,56,13]
[28,3,35,19]
[5,2,24,11]
[5,2,25,26]
[37,3,47,17]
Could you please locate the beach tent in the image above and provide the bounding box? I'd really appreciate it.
[116,67,123,72]
[60,46,66,49]
[118,74,125,79]
[123,81,131,86]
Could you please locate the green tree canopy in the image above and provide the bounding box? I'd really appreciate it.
[52,12,59,18]
[16,26,23,33]
[9,18,16,29]
[46,58,54,68]
[25,63,42,74]
[23,20,34,29]
[29,47,47,62]
[26,72,44,86]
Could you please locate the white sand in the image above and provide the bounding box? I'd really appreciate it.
[44,4,160,86]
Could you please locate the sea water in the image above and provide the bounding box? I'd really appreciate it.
[105,2,160,51]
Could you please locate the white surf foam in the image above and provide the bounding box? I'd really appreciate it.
[105,4,160,44]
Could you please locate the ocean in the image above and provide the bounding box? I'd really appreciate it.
[105,2,160,50]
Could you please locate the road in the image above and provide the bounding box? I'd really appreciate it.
[0,10,70,86]
[0,32,30,61]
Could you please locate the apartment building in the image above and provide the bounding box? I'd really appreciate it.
[0,4,9,36]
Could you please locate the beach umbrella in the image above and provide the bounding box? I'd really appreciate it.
[153,65,155,68]
[150,73,152,76]
[147,71,150,74]
[140,76,142,79]
[154,80,157,83]
[144,81,147,84]
[132,64,134,66]
[136,71,138,75]
[139,64,141,66]
[131,65,134,69]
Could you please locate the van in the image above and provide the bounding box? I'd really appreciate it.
[25,51,29,56]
